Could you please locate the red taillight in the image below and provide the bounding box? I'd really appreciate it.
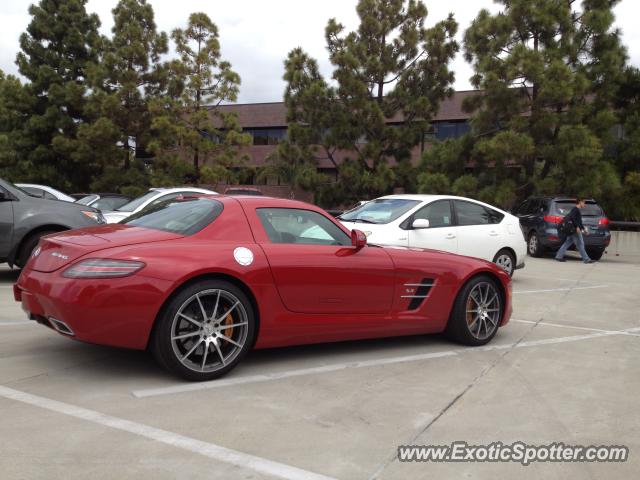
[599,217,610,227]
[544,215,563,224]
[63,259,145,278]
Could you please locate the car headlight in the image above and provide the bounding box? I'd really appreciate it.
[81,210,106,224]
[63,259,145,278]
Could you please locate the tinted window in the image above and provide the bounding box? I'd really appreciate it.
[455,200,503,226]
[413,200,453,228]
[257,208,350,246]
[122,198,223,235]
[20,186,45,198]
[339,198,420,224]
[554,201,603,216]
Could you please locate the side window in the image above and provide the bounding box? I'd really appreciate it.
[454,200,492,226]
[43,191,57,200]
[257,208,351,246]
[413,200,453,228]
[487,207,505,224]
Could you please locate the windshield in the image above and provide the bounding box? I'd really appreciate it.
[117,190,159,212]
[339,198,420,224]
[122,198,223,235]
[76,195,99,205]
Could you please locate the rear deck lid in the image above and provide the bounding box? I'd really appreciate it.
[28,225,182,272]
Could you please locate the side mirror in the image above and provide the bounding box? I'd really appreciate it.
[412,218,430,229]
[351,229,367,249]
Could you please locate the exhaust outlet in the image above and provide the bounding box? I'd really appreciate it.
[48,317,75,336]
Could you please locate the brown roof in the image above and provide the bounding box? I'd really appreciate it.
[211,90,479,128]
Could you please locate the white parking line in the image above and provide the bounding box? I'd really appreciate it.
[132,329,632,399]
[513,319,640,336]
[513,285,608,294]
[0,385,336,480]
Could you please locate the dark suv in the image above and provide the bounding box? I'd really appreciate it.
[513,196,611,260]
[1,178,105,267]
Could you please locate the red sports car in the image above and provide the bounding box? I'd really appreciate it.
[14,195,512,381]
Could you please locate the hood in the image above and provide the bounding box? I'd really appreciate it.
[27,225,182,273]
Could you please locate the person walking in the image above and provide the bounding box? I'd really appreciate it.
[555,197,595,263]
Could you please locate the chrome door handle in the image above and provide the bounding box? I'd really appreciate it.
[489,231,499,236]
[398,237,407,241]
[446,234,456,239]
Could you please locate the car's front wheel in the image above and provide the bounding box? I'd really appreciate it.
[446,275,503,346]
[152,280,256,381]
[493,249,515,277]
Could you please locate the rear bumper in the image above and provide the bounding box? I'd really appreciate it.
[15,268,172,350]
[539,230,610,250]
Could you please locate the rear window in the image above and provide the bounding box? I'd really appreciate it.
[122,198,223,235]
[554,201,603,216]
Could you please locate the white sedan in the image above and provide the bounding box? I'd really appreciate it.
[339,194,527,276]
[102,187,218,223]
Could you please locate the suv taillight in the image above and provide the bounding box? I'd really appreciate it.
[599,217,610,227]
[544,215,563,224]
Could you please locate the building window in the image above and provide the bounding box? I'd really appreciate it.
[244,127,287,145]
[433,121,470,140]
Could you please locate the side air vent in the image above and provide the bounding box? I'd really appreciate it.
[401,278,434,310]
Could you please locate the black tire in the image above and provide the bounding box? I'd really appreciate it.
[586,248,604,261]
[16,230,58,267]
[152,280,256,381]
[445,275,503,346]
[492,249,516,277]
[527,231,544,257]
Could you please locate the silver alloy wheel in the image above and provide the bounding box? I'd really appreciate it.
[465,282,501,340]
[170,289,249,373]
[495,254,513,276]
[528,234,538,255]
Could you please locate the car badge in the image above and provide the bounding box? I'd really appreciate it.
[51,252,69,260]
[32,246,41,258]
[233,247,254,266]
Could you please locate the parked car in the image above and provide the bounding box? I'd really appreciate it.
[15,183,76,202]
[0,178,105,267]
[15,195,511,381]
[75,193,131,211]
[338,194,527,277]
[223,187,263,196]
[512,196,611,260]
[101,187,217,223]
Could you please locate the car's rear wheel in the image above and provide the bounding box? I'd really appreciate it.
[152,280,255,381]
[586,247,604,261]
[527,231,544,257]
[16,230,58,267]
[493,249,515,277]
[445,275,503,346]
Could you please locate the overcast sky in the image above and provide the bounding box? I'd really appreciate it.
[1,0,638,103]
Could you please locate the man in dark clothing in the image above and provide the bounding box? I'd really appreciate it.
[555,197,595,263]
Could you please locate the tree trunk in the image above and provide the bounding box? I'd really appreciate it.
[123,137,130,169]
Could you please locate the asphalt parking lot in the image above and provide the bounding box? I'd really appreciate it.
[1,251,639,479]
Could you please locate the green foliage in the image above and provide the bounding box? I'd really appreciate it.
[461,0,626,208]
[451,174,478,197]
[417,172,450,194]
[7,0,102,191]
[282,0,458,204]
[150,12,251,182]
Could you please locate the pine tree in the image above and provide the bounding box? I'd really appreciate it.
[88,0,168,173]
[11,0,102,190]
[462,0,626,203]
[281,0,458,205]
[150,12,250,182]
